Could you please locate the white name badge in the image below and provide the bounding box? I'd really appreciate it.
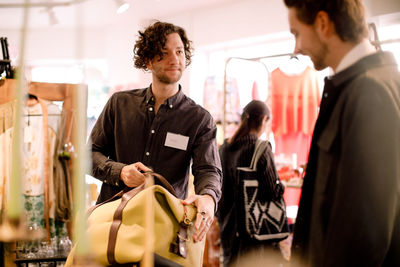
[165,132,189,151]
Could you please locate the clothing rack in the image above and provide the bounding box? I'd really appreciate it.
[371,38,400,48]
[24,114,62,116]
[221,21,400,139]
[368,22,400,50]
[0,37,13,78]
[0,78,84,246]
[222,52,296,139]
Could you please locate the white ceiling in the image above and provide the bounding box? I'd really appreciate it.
[0,0,242,29]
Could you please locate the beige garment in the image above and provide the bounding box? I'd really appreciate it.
[22,102,46,195]
[44,102,62,220]
[0,101,15,212]
[22,99,61,239]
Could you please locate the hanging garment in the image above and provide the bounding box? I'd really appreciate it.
[0,101,15,213]
[225,77,241,123]
[274,132,312,166]
[270,66,321,137]
[203,76,224,122]
[53,109,73,222]
[22,99,62,238]
[270,67,321,165]
[251,81,260,101]
[22,101,47,196]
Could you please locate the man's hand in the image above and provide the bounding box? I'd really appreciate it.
[182,194,215,243]
[120,162,152,187]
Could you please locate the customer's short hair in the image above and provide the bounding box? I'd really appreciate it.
[133,21,193,70]
[284,0,368,43]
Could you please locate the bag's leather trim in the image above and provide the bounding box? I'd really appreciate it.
[106,172,179,265]
[169,204,193,259]
[108,253,184,267]
[107,183,146,264]
[86,187,130,215]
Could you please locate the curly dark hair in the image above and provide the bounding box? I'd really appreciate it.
[284,0,368,43]
[133,21,193,70]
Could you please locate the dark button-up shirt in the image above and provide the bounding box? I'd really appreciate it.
[90,85,222,205]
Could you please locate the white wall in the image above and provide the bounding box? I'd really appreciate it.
[0,0,289,88]
[155,0,290,95]
[1,0,399,89]
[1,27,105,60]
[165,0,289,47]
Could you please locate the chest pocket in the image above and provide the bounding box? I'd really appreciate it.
[315,118,340,194]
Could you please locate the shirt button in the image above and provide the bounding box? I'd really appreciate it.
[324,92,328,98]
[151,130,155,134]
[149,107,153,112]
[146,152,150,156]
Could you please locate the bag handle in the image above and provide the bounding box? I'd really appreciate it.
[106,172,178,264]
[86,172,177,216]
[146,172,177,197]
[249,140,269,170]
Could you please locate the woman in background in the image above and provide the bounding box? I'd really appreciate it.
[218,100,286,266]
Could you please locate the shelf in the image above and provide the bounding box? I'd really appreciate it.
[15,256,67,267]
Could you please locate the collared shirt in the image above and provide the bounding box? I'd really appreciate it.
[335,38,376,74]
[90,85,222,204]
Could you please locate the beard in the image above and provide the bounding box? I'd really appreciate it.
[310,36,329,71]
[153,68,183,84]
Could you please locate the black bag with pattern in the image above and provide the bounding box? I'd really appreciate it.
[237,140,289,241]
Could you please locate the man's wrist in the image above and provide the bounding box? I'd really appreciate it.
[105,162,126,186]
[202,193,216,213]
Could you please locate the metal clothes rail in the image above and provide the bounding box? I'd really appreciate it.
[222,52,296,139]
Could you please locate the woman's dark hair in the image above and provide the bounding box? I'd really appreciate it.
[284,0,368,43]
[133,21,193,70]
[229,100,270,144]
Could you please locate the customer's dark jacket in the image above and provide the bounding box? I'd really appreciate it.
[292,52,400,266]
[218,134,284,266]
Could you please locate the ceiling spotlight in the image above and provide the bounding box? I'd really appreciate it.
[47,7,59,25]
[114,0,130,14]
[41,6,59,25]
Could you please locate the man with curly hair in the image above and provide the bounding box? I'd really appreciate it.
[283,0,400,266]
[89,21,222,243]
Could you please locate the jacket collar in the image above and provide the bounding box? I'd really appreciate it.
[329,51,398,88]
[335,39,376,74]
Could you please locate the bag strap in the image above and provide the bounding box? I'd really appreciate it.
[106,172,181,264]
[107,182,147,264]
[86,187,129,215]
[249,140,269,171]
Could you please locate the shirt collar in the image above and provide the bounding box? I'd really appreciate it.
[335,39,376,74]
[145,84,184,109]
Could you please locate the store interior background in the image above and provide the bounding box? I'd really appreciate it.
[1,0,400,252]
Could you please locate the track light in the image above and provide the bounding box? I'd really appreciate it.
[114,0,130,14]
[47,7,59,25]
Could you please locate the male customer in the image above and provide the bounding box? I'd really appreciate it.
[283,0,400,266]
[89,21,222,243]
